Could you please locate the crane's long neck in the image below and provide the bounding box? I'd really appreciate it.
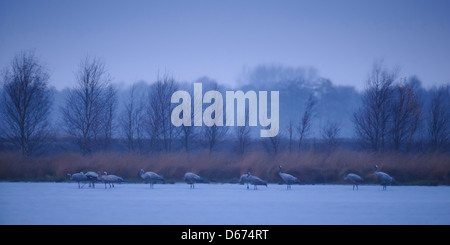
[140,169,149,178]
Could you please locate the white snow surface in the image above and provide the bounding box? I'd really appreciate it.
[1,182,449,225]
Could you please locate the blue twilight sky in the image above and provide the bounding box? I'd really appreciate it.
[0,0,449,91]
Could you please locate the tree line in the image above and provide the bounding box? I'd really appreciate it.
[353,61,449,153]
[1,51,449,156]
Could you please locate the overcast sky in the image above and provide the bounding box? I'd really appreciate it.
[1,0,449,91]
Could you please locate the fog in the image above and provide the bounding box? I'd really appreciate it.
[48,64,436,139]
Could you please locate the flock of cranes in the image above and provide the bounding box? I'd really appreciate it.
[68,164,395,190]
[343,165,395,190]
[67,171,124,189]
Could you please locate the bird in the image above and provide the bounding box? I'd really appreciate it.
[246,172,268,190]
[184,172,203,189]
[85,171,99,188]
[344,173,364,190]
[239,174,250,189]
[99,171,124,189]
[278,165,300,189]
[140,169,164,188]
[67,172,88,188]
[374,165,394,190]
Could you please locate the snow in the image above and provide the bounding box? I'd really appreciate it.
[0,182,449,225]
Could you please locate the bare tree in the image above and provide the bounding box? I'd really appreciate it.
[119,83,145,153]
[181,118,195,152]
[203,104,228,153]
[201,82,228,153]
[235,107,251,155]
[263,125,282,155]
[321,121,341,153]
[0,51,53,156]
[389,80,421,152]
[427,84,450,152]
[297,94,317,151]
[145,94,158,153]
[180,88,197,153]
[287,119,294,152]
[353,61,397,152]
[99,84,117,151]
[204,123,228,152]
[62,57,114,155]
[147,73,178,152]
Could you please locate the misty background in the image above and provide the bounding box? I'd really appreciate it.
[0,0,449,156]
[1,0,449,91]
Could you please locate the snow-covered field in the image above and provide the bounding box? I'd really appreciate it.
[0,182,449,225]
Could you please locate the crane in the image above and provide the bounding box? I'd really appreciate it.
[344,173,364,190]
[246,172,268,190]
[184,172,203,189]
[140,169,164,188]
[67,172,87,188]
[278,165,300,189]
[374,165,394,190]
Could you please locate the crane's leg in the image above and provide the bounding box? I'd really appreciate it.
[356,184,359,190]
[105,183,107,189]
[78,182,80,188]
[246,183,249,189]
